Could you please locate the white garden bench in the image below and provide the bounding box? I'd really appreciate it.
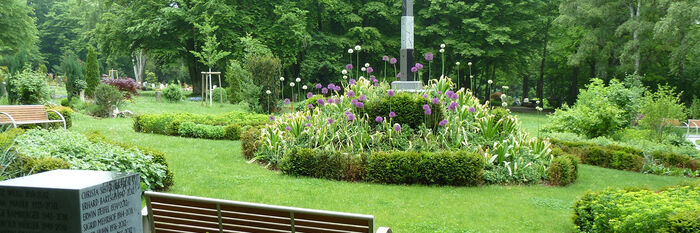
[685,119,700,135]
[0,105,66,129]
[142,191,392,233]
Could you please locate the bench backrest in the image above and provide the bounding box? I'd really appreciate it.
[144,191,374,233]
[689,120,700,127]
[0,105,48,123]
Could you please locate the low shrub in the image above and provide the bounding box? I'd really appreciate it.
[93,84,124,117]
[0,128,24,150]
[547,153,579,186]
[162,85,183,102]
[366,151,484,186]
[178,122,226,140]
[7,69,51,105]
[46,105,73,128]
[241,126,261,160]
[102,78,140,99]
[18,156,71,175]
[212,88,228,103]
[573,185,700,232]
[280,148,367,181]
[224,124,241,140]
[651,151,698,171]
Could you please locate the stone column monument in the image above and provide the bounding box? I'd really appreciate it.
[400,0,415,81]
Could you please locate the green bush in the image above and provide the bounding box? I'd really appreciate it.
[280,148,367,181]
[7,69,50,104]
[689,98,700,119]
[212,88,228,103]
[0,128,24,151]
[13,129,170,190]
[46,105,73,128]
[366,151,484,186]
[364,92,445,129]
[19,156,70,175]
[573,185,700,233]
[639,85,687,136]
[241,126,261,160]
[93,84,124,117]
[551,139,644,171]
[224,124,241,140]
[548,153,579,186]
[85,46,99,97]
[133,111,267,140]
[178,122,226,140]
[162,85,183,102]
[225,60,262,111]
[246,56,281,113]
[651,151,698,171]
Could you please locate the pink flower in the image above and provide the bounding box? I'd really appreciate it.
[327,119,335,124]
[317,99,325,105]
[390,57,397,64]
[375,116,384,123]
[411,67,418,73]
[439,119,448,126]
[415,63,424,69]
[315,83,322,89]
[387,90,395,97]
[307,92,314,98]
[425,53,434,61]
[321,88,328,94]
[394,124,402,132]
[468,107,476,113]
[285,126,292,131]
[359,94,367,101]
[347,113,356,121]
[284,98,291,105]
[346,64,353,70]
[367,67,374,73]
[432,98,440,105]
[389,112,397,118]
[449,102,458,111]
[269,115,276,121]
[347,91,356,97]
[383,56,390,61]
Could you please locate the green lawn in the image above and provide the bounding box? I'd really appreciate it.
[514,112,550,135]
[70,95,695,233]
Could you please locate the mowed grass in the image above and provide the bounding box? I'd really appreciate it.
[71,95,695,233]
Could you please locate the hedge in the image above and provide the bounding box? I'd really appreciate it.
[279,148,485,186]
[241,126,261,160]
[547,148,579,186]
[133,111,267,140]
[46,105,74,128]
[573,184,700,232]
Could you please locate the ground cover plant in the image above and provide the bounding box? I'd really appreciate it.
[133,111,268,140]
[250,77,558,185]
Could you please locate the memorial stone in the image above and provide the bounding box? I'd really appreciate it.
[0,170,142,233]
[391,81,423,92]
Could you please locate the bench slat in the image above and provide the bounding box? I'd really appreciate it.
[220,217,292,231]
[155,222,219,233]
[154,215,220,229]
[153,209,219,223]
[220,223,291,233]
[151,203,218,216]
[220,211,292,225]
[294,212,370,227]
[220,204,290,218]
[294,225,367,233]
[294,219,370,232]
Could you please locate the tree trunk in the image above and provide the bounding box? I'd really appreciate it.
[569,65,579,105]
[131,49,145,82]
[537,20,550,107]
[522,74,530,99]
[629,0,641,74]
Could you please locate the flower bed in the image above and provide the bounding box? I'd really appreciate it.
[133,111,268,140]
[245,77,566,186]
[9,129,173,190]
[573,184,700,232]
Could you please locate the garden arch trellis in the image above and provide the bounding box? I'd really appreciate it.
[201,71,222,106]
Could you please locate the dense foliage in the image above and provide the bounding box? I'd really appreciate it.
[58,52,86,101]
[133,111,268,140]
[6,69,50,104]
[93,84,125,117]
[11,129,170,190]
[102,78,140,99]
[84,46,99,97]
[573,184,700,232]
[638,85,687,136]
[162,85,183,102]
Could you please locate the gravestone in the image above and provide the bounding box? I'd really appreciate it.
[0,170,142,233]
[391,81,423,92]
[400,0,415,81]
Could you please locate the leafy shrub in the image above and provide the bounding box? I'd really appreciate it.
[6,69,50,104]
[0,128,24,151]
[366,151,484,186]
[689,98,700,119]
[552,139,644,171]
[145,71,158,84]
[102,78,140,99]
[573,185,700,233]
[365,92,445,129]
[224,124,241,140]
[246,56,281,113]
[133,111,267,140]
[58,52,86,101]
[212,88,228,103]
[46,105,73,128]
[225,60,262,111]
[639,85,687,136]
[85,47,100,97]
[178,122,226,140]
[13,129,169,190]
[162,85,183,102]
[547,153,578,186]
[18,156,71,175]
[651,151,698,171]
[241,126,261,160]
[280,148,367,181]
[93,84,124,117]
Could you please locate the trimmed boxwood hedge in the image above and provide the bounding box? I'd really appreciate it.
[133,111,267,140]
[547,148,579,186]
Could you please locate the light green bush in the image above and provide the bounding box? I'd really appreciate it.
[162,85,183,102]
[7,69,50,104]
[639,85,687,136]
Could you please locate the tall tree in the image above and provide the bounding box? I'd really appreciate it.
[85,46,99,97]
[0,0,38,61]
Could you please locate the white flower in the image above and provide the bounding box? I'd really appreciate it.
[290,82,295,87]
[343,75,348,79]
[359,76,365,79]
[342,69,348,75]
[361,67,367,72]
[536,100,541,104]
[468,62,473,66]
[456,62,461,65]
[364,63,370,68]
[502,102,508,107]
[280,77,285,81]
[470,75,474,78]
[296,78,301,82]
[504,86,509,90]
[355,45,361,51]
[488,80,493,84]
[440,43,446,48]
[266,90,272,95]
[524,98,529,103]
[302,85,308,90]
[500,94,507,100]
[439,49,445,53]
[348,49,354,54]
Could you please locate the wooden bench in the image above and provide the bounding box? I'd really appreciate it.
[686,119,700,135]
[142,191,392,233]
[0,105,66,129]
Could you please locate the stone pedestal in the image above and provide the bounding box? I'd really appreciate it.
[0,170,142,233]
[391,81,423,92]
[155,91,161,102]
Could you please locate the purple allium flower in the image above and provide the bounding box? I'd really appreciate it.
[351,99,358,105]
[432,98,440,105]
[394,124,402,132]
[347,113,356,121]
[315,83,322,89]
[349,79,357,85]
[317,99,326,105]
[284,98,291,105]
[355,102,364,108]
[416,63,424,69]
[269,115,276,121]
[305,123,312,127]
[347,90,356,98]
[423,105,432,115]
[468,107,476,113]
[345,111,352,115]
[327,98,334,104]
[390,57,397,64]
[396,73,401,78]
[306,115,311,120]
[387,90,395,97]
[328,83,335,90]
[422,94,429,99]
[334,85,341,92]
[423,104,430,110]
[327,119,335,124]
[307,92,314,98]
[346,64,353,70]
[322,88,328,94]
[449,102,458,111]
[411,67,418,73]
[389,111,397,118]
[439,119,448,126]
[359,94,367,101]
[437,91,443,95]
[425,52,434,61]
[285,126,292,131]
[383,56,390,61]
[445,90,454,97]
[367,67,374,73]
[375,116,384,123]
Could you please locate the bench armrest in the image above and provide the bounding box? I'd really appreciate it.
[0,112,17,128]
[47,110,67,129]
[142,207,151,233]
[377,227,392,233]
